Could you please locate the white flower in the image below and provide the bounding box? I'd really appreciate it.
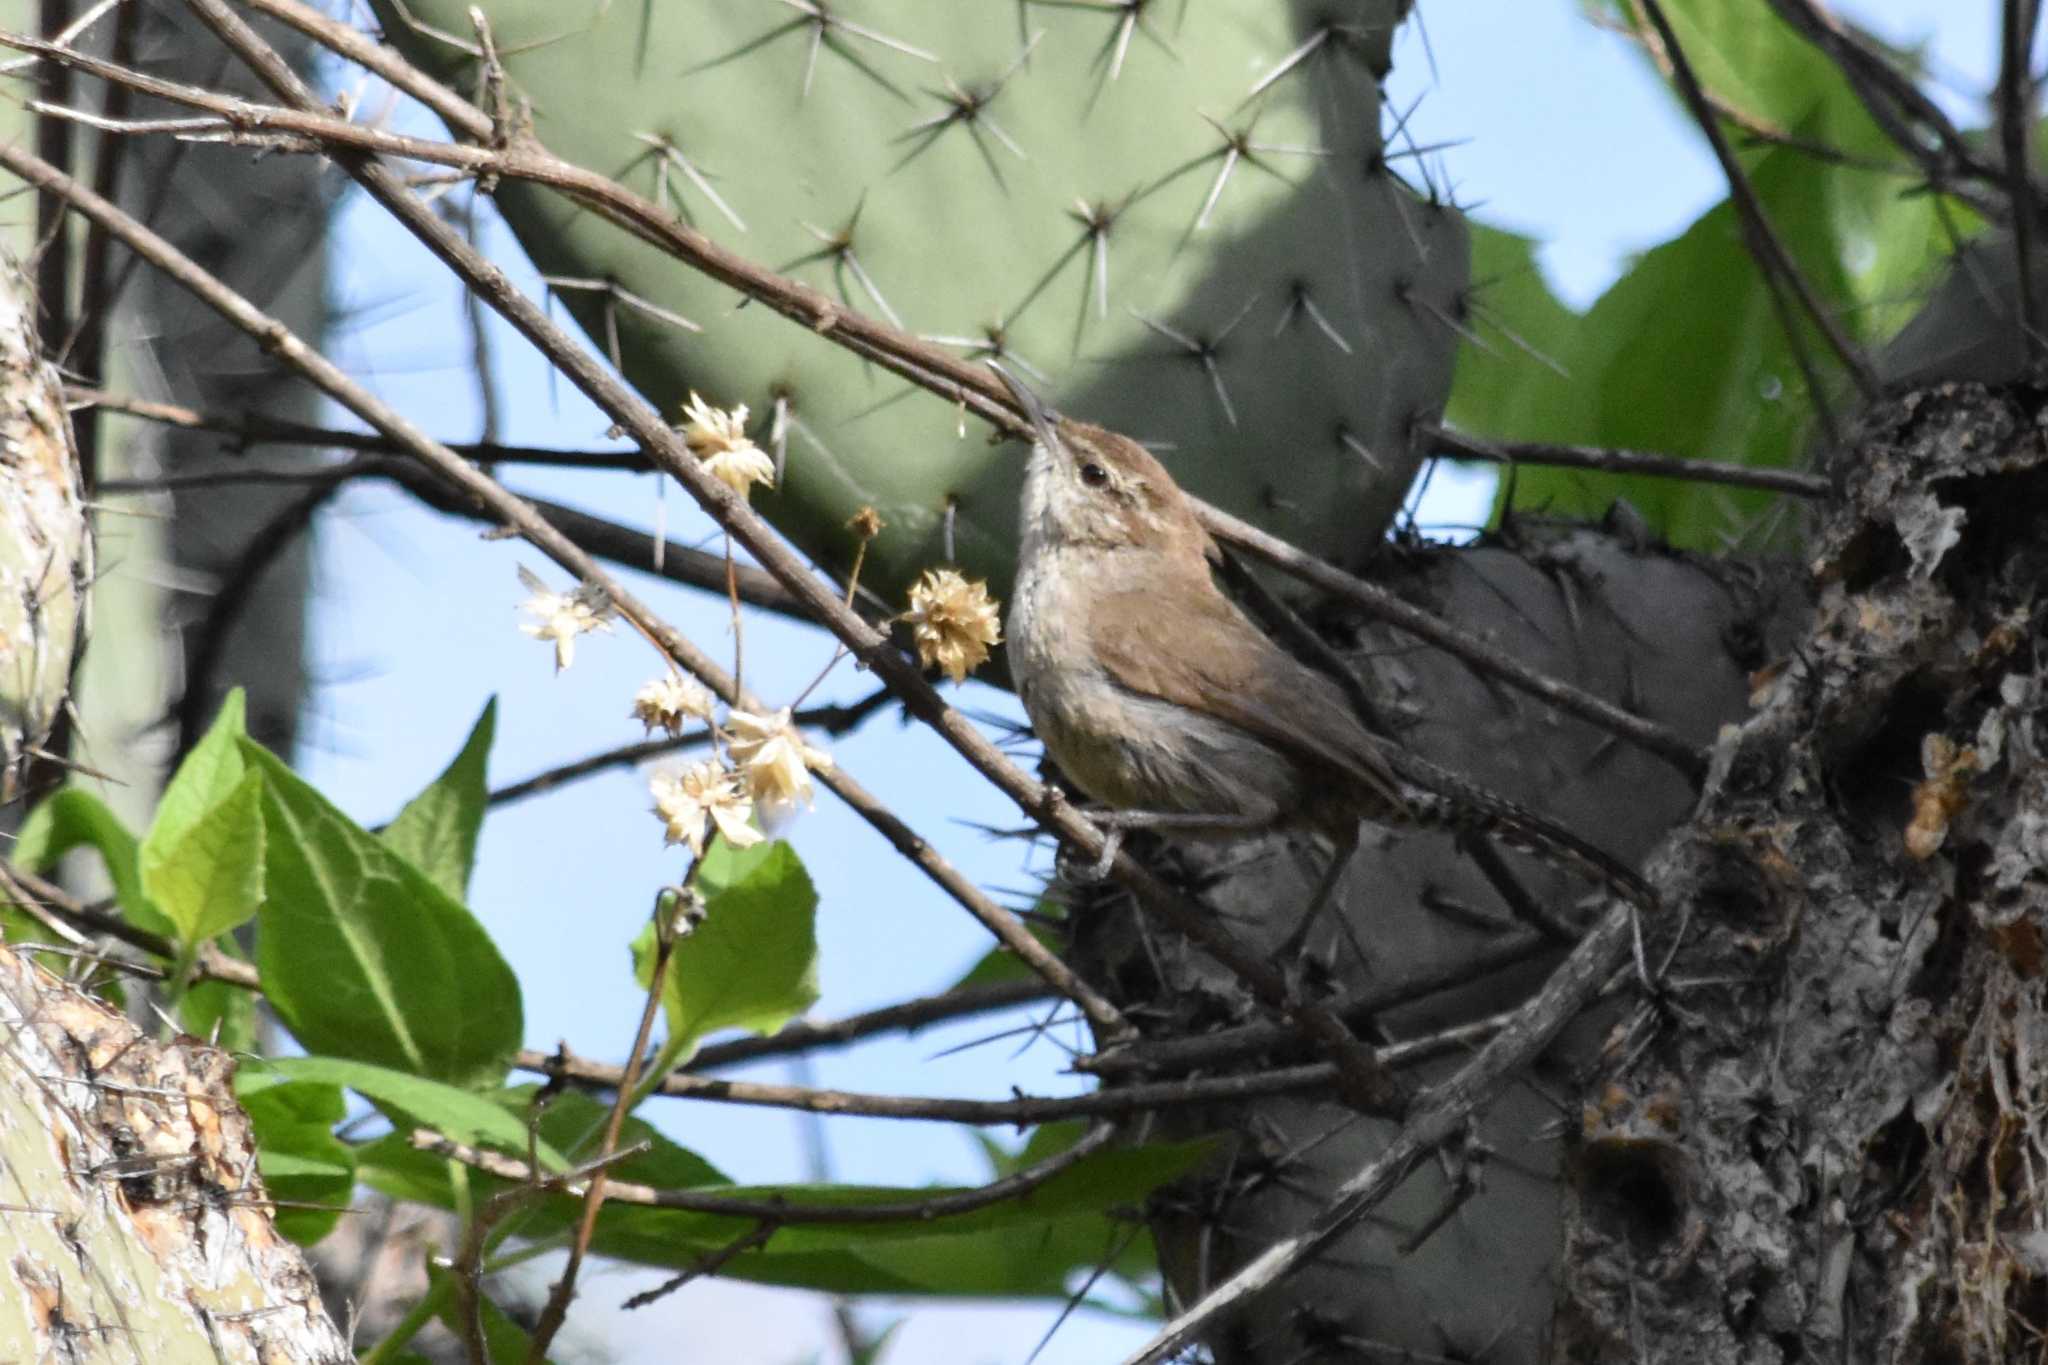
[650,760,763,857]
[632,673,715,737]
[516,565,614,672]
[680,391,775,498]
[725,707,833,815]
[905,568,1002,684]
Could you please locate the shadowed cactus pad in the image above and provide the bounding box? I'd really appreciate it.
[371,1,1468,599]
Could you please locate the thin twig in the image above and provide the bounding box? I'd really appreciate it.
[485,687,894,810]
[73,385,652,469]
[528,880,690,1363]
[1424,424,1829,498]
[684,978,1053,1072]
[1635,0,1878,399]
[1763,0,2002,200]
[417,1118,1124,1226]
[619,1220,779,1310]
[450,1142,650,1365]
[99,448,811,617]
[1078,934,1551,1078]
[0,863,259,989]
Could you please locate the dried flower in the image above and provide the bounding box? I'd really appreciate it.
[650,760,762,857]
[632,673,715,737]
[517,565,614,672]
[905,568,1002,684]
[726,707,833,815]
[848,506,885,540]
[680,391,775,498]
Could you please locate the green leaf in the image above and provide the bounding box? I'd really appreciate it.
[632,839,819,1067]
[1480,143,1851,548]
[381,699,496,901]
[1604,0,1966,330]
[240,740,522,1088]
[254,1057,567,1170]
[1444,224,1579,440]
[236,1076,355,1245]
[13,788,168,936]
[140,771,265,946]
[145,689,249,870]
[1447,12,1972,548]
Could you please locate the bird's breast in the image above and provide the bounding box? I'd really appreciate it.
[1008,549,1294,823]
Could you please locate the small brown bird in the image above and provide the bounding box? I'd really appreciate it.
[999,369,1407,876]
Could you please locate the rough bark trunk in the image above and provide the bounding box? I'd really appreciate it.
[1558,379,2048,1363]
[0,942,349,1362]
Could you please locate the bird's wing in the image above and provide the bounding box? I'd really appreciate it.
[1087,576,1407,812]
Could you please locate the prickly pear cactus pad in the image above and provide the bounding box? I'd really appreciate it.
[368,1,1468,599]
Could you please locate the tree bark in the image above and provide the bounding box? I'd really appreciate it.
[1558,379,2048,1363]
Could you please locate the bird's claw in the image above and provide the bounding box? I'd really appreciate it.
[1056,828,1124,884]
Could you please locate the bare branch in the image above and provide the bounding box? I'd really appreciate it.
[74,386,651,470]
[514,1013,1506,1125]
[416,1118,1123,1225]
[1763,0,2003,199]
[684,978,1056,1071]
[1424,424,1830,498]
[0,864,259,990]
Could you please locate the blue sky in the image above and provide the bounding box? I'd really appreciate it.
[294,3,1994,1360]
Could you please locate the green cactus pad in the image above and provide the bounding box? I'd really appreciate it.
[369,1,1467,600]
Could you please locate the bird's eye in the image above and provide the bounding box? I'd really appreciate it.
[1079,462,1110,488]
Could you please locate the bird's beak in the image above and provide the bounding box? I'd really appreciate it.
[989,362,1063,457]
